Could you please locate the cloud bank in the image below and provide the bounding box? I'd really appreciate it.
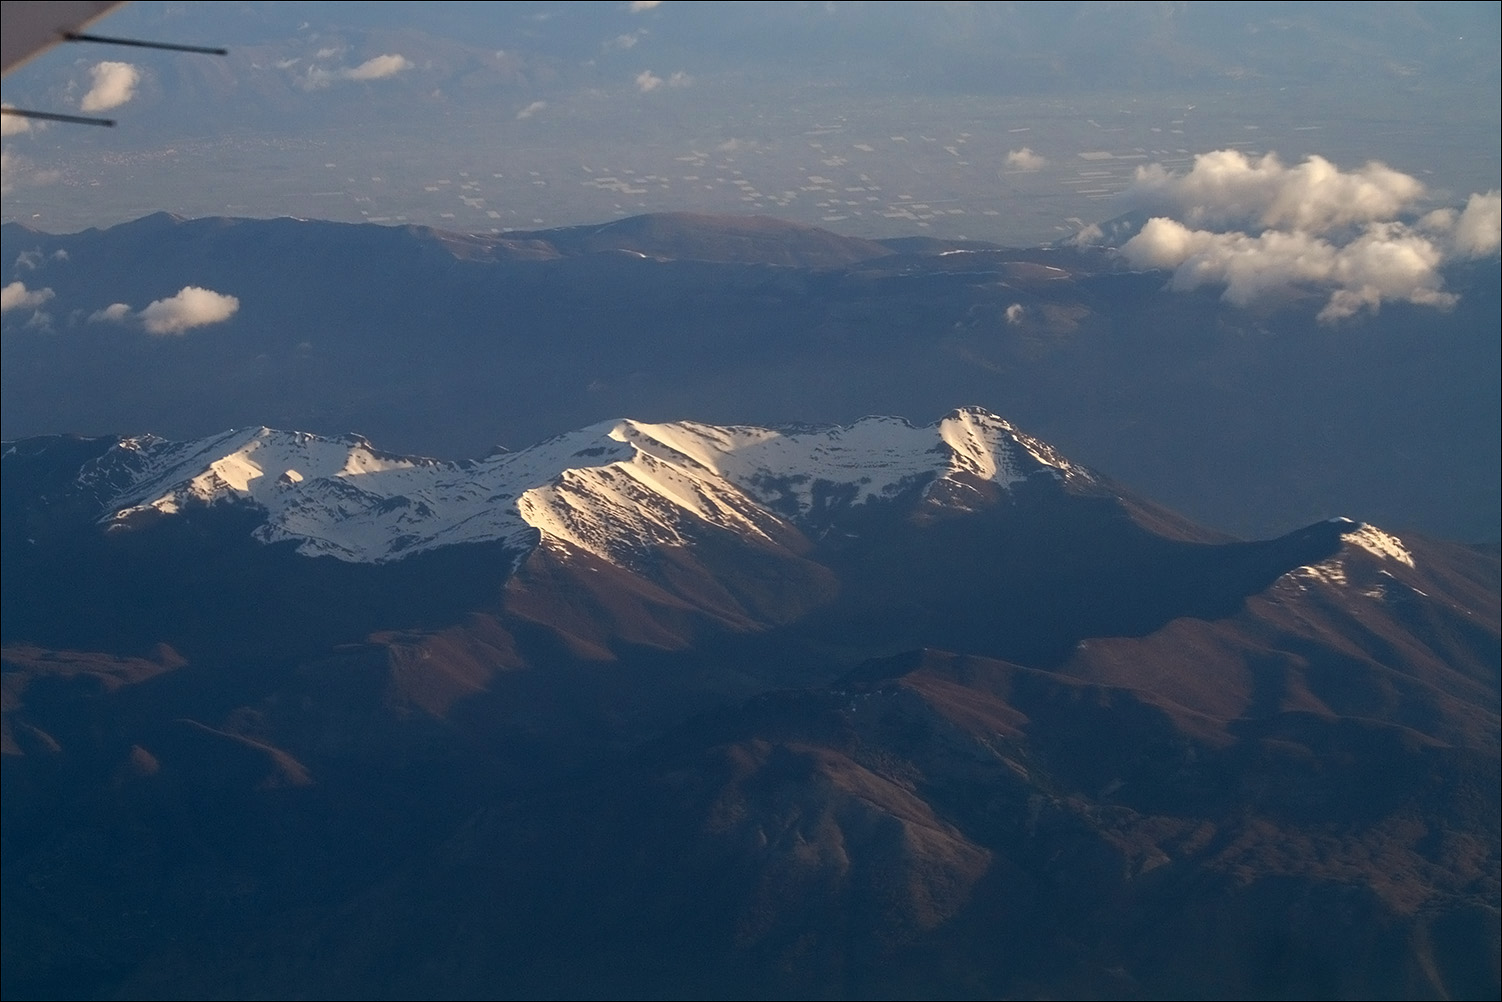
[80,61,140,113]
[1119,150,1501,323]
[1131,150,1424,234]
[516,100,547,121]
[1124,218,1454,323]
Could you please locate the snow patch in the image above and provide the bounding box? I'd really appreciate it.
[1277,521,1416,595]
[1341,524,1414,567]
[1287,562,1349,590]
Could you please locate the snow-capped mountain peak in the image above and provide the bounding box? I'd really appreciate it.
[1278,517,1419,593]
[79,408,1087,565]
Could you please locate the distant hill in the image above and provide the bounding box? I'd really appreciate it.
[504,212,897,267]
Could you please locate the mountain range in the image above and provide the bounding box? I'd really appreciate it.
[3,407,1497,999]
[4,212,1499,541]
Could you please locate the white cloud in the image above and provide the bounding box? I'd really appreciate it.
[630,1,663,11]
[11,248,68,272]
[80,61,141,113]
[305,54,412,89]
[1130,150,1425,235]
[516,100,547,121]
[2,104,37,136]
[1005,148,1047,171]
[1114,149,1497,322]
[1067,222,1104,247]
[1121,216,1455,323]
[0,150,59,195]
[1005,303,1025,324]
[138,287,239,335]
[1,281,54,314]
[1452,190,1501,258]
[635,69,688,92]
[89,303,133,323]
[605,30,646,51]
[345,54,412,81]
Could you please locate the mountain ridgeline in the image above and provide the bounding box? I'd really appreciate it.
[2,211,1498,541]
[2,408,1497,999]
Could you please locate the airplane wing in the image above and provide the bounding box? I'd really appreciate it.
[2,1,128,77]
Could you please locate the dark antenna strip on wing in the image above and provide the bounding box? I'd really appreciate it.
[1,28,226,128]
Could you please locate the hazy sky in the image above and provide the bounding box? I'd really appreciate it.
[2,2,1498,247]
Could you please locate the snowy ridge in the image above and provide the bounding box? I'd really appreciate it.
[1340,522,1415,567]
[86,428,431,516]
[1280,517,1418,594]
[85,407,1085,565]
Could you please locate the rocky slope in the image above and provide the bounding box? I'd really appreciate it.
[2,409,1496,999]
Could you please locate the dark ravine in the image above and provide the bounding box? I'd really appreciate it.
[2,412,1497,999]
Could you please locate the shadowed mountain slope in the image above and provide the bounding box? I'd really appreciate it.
[2,410,1496,998]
